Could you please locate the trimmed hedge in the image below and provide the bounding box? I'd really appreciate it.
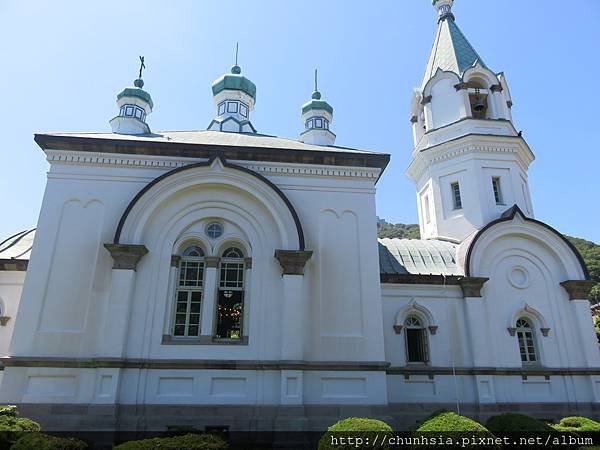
[0,405,41,448]
[415,411,491,433]
[113,433,228,450]
[318,418,393,450]
[412,411,498,449]
[11,433,87,450]
[551,416,600,433]
[485,413,554,433]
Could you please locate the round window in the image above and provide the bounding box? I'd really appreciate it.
[206,222,224,239]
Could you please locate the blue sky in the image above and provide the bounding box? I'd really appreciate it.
[1,0,599,242]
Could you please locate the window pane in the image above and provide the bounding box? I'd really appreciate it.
[188,325,199,336]
[174,325,185,336]
[227,102,239,113]
[451,183,462,209]
[215,290,243,339]
[406,329,422,362]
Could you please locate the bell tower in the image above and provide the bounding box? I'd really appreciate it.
[406,0,535,243]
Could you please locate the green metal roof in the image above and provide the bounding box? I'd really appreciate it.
[301,98,333,115]
[212,68,257,101]
[378,238,462,276]
[422,15,488,88]
[117,87,153,109]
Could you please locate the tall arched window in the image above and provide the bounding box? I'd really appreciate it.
[405,316,429,363]
[215,247,245,340]
[173,245,205,338]
[516,318,538,364]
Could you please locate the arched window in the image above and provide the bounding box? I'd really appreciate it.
[173,245,205,338]
[405,316,429,363]
[215,247,245,340]
[516,318,538,364]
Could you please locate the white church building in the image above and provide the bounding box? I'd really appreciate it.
[0,0,598,432]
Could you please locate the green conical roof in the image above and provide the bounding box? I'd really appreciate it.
[117,87,153,109]
[421,14,487,88]
[301,93,333,115]
[212,65,257,101]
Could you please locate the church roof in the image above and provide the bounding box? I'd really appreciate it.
[378,238,462,276]
[37,130,382,155]
[0,228,35,271]
[35,130,390,171]
[422,13,487,88]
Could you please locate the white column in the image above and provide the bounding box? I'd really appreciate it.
[102,244,148,357]
[561,281,600,368]
[460,277,495,403]
[274,249,313,406]
[162,257,179,337]
[281,275,305,360]
[464,298,491,367]
[572,300,599,366]
[200,256,219,342]
[243,258,252,340]
[103,269,137,357]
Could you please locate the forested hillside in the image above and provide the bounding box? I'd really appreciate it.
[377,222,600,302]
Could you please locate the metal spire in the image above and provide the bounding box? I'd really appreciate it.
[232,43,242,74]
[134,56,145,88]
[312,68,321,100]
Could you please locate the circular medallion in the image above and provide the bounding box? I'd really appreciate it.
[508,266,530,289]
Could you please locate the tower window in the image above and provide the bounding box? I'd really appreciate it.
[173,245,205,338]
[516,318,538,364]
[227,102,239,113]
[451,182,462,210]
[218,102,226,115]
[404,316,428,363]
[424,195,431,223]
[215,247,245,340]
[240,102,249,117]
[492,177,504,204]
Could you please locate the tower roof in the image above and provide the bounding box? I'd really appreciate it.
[212,65,257,101]
[116,87,154,109]
[422,1,488,88]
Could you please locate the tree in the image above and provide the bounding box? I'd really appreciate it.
[377,222,420,240]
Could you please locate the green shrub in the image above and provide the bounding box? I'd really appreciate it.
[11,433,87,450]
[485,413,554,433]
[0,406,17,417]
[0,407,41,448]
[412,411,497,449]
[415,410,490,433]
[113,433,228,450]
[551,416,600,433]
[318,417,393,450]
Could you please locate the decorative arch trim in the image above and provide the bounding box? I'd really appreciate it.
[507,302,550,337]
[394,299,437,335]
[465,205,589,279]
[114,157,306,250]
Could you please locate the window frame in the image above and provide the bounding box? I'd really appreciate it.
[451,182,463,210]
[516,317,539,365]
[172,245,205,339]
[492,176,504,205]
[214,246,246,341]
[404,316,429,364]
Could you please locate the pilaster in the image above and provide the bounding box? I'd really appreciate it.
[200,257,220,341]
[561,280,600,367]
[102,244,148,357]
